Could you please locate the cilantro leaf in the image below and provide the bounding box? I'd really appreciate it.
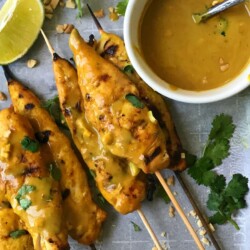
[9,229,28,239]
[19,199,32,210]
[49,163,62,182]
[21,136,39,153]
[185,152,197,167]
[204,139,230,166]
[210,175,226,193]
[15,185,36,201]
[125,94,145,109]
[187,114,249,230]
[187,157,214,184]
[131,221,142,232]
[42,96,68,129]
[209,212,227,225]
[207,191,224,211]
[156,184,170,204]
[123,65,134,74]
[224,174,249,199]
[116,0,129,16]
[209,114,235,141]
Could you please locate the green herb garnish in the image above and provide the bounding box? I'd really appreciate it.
[187,114,249,230]
[49,163,62,182]
[15,185,36,210]
[123,65,134,74]
[156,184,170,204]
[21,136,39,153]
[131,221,142,232]
[19,199,32,210]
[42,96,68,129]
[125,94,145,109]
[217,17,228,36]
[9,229,28,239]
[116,0,129,16]
[75,0,83,18]
[15,185,36,201]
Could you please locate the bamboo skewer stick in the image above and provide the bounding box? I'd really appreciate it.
[137,209,162,250]
[155,171,204,250]
[40,29,163,250]
[175,172,221,250]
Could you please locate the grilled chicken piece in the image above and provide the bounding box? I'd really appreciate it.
[0,108,68,250]
[8,80,106,245]
[69,29,169,174]
[0,188,34,250]
[95,31,186,172]
[52,54,146,214]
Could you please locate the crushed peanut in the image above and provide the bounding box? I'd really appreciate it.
[197,219,203,228]
[0,91,7,101]
[168,205,175,218]
[161,231,166,237]
[199,229,207,236]
[50,0,60,9]
[45,14,53,19]
[167,176,175,186]
[220,63,229,72]
[27,59,38,68]
[109,7,119,21]
[43,0,60,19]
[201,237,210,246]
[219,57,224,65]
[190,210,197,217]
[94,9,105,18]
[66,0,76,9]
[56,24,74,34]
[202,76,208,85]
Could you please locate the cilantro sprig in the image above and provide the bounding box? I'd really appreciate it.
[9,229,28,239]
[15,185,36,210]
[187,114,249,230]
[116,0,129,16]
[42,96,68,129]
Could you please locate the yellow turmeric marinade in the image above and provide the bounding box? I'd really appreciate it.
[52,54,146,214]
[69,29,169,174]
[8,81,106,245]
[0,108,68,250]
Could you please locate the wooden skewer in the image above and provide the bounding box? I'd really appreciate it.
[155,171,204,250]
[175,172,221,250]
[40,29,163,250]
[137,209,162,250]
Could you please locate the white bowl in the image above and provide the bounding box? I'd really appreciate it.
[124,0,250,104]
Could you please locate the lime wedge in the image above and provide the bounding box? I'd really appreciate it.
[0,0,44,65]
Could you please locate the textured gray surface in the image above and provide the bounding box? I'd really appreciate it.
[0,0,249,250]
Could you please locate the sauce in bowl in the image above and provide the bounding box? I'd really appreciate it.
[140,0,250,91]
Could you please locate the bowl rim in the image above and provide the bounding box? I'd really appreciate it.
[124,0,250,104]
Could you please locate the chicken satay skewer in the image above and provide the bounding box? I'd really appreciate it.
[40,29,163,250]
[88,5,220,249]
[85,6,205,250]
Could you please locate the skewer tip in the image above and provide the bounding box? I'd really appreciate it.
[86,4,103,33]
